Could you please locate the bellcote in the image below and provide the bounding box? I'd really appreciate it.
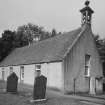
[80,0,94,26]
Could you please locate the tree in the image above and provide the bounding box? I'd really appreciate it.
[16,24,34,46]
[2,30,15,50]
[94,34,105,62]
[0,23,60,61]
[15,23,50,46]
[0,38,3,60]
[0,30,15,61]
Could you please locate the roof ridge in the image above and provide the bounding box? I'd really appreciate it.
[14,27,81,50]
[0,27,82,67]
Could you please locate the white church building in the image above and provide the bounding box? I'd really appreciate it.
[0,1,103,94]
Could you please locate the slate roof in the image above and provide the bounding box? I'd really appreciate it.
[0,26,86,67]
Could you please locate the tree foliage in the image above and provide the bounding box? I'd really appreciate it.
[94,35,105,62]
[0,25,105,63]
[0,23,59,61]
[0,30,15,61]
[15,23,52,46]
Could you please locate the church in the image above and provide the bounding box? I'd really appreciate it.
[0,1,103,94]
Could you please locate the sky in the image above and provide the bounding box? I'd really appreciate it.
[0,0,105,38]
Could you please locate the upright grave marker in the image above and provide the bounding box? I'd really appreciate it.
[7,72,18,93]
[33,70,47,101]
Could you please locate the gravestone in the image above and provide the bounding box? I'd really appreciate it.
[33,75,47,100]
[7,72,18,93]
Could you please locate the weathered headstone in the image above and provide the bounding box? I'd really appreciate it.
[33,75,47,100]
[7,72,18,93]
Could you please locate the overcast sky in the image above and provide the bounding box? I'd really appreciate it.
[0,0,105,38]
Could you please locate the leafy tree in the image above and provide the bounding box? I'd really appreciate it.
[2,30,15,50]
[0,23,61,61]
[0,38,3,60]
[94,35,105,62]
[15,23,50,46]
[16,23,34,46]
[0,30,15,61]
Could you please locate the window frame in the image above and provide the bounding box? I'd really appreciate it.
[35,64,41,77]
[85,54,91,77]
[35,64,41,71]
[20,66,24,81]
[10,66,13,75]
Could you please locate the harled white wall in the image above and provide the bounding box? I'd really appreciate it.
[0,62,63,90]
[24,64,35,85]
[63,28,103,93]
[47,62,63,89]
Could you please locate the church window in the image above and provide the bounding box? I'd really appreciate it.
[85,54,91,77]
[20,66,24,80]
[10,67,13,74]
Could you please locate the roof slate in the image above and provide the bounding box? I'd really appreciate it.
[0,27,82,67]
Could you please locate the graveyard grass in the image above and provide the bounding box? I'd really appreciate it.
[0,80,86,105]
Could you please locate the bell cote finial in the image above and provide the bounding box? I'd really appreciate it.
[80,0,94,26]
[85,0,90,6]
